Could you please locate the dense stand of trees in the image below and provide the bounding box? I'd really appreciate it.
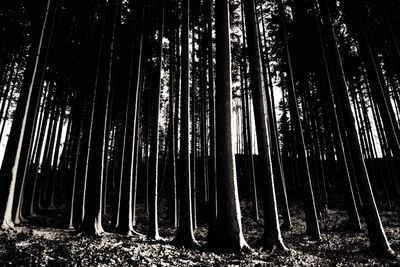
[0,0,400,257]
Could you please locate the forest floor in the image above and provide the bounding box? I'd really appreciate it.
[1,197,400,266]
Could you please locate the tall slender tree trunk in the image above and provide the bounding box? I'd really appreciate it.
[346,1,400,164]
[148,1,164,240]
[205,0,217,241]
[0,0,58,230]
[243,0,287,250]
[319,0,395,257]
[276,0,321,240]
[174,0,197,248]
[80,0,116,236]
[209,0,249,252]
[239,0,259,222]
[314,20,361,228]
[167,15,178,228]
[258,0,291,230]
[191,19,197,230]
[66,102,85,229]
[115,0,144,236]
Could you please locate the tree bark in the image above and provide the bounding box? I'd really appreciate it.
[276,0,321,240]
[115,0,144,236]
[319,0,395,257]
[174,0,197,248]
[148,2,164,240]
[209,0,249,252]
[243,0,287,250]
[0,0,58,230]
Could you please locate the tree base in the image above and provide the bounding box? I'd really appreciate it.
[371,245,398,260]
[147,233,161,241]
[280,222,292,231]
[15,214,29,225]
[116,227,144,238]
[255,234,289,252]
[305,229,321,242]
[76,228,104,237]
[77,221,105,237]
[172,235,199,249]
[208,234,251,253]
[0,219,15,231]
[28,212,38,218]
[303,234,322,243]
[344,220,362,232]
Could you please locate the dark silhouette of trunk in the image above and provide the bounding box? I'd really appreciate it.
[344,1,400,164]
[199,25,209,208]
[167,13,178,227]
[102,0,119,216]
[115,0,144,236]
[72,0,104,228]
[276,0,320,240]
[257,0,291,230]
[318,0,395,257]
[66,101,85,229]
[239,0,259,222]
[80,0,117,236]
[243,0,287,250]
[205,0,217,241]
[313,4,361,228]
[174,0,197,248]
[131,115,142,227]
[191,17,197,230]
[28,83,53,216]
[209,0,249,252]
[0,0,58,229]
[48,98,66,209]
[239,61,258,221]
[148,1,164,240]
[13,82,47,224]
[0,59,21,142]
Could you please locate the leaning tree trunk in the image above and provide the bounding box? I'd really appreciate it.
[243,0,287,250]
[345,0,400,164]
[0,0,58,230]
[276,0,321,240]
[258,0,291,230]
[312,3,361,229]
[318,0,395,257]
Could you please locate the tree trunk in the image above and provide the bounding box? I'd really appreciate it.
[209,0,249,252]
[148,2,164,240]
[258,0,291,230]
[276,0,321,240]
[319,0,395,257]
[243,0,287,250]
[205,0,218,241]
[79,0,116,236]
[174,0,197,248]
[0,0,58,230]
[115,0,144,236]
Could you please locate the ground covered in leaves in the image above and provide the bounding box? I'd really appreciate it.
[1,198,400,266]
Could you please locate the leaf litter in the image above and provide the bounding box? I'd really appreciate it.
[1,197,400,266]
